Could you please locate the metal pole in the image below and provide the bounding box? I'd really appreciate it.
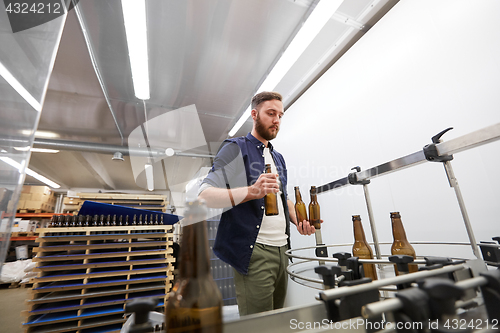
[442,160,481,258]
[362,184,382,260]
[318,264,464,301]
[55,193,64,214]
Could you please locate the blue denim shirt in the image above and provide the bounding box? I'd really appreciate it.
[202,132,290,275]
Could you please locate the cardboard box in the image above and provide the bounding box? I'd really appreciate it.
[29,186,52,196]
[24,200,54,212]
[17,220,30,232]
[20,186,55,211]
[16,245,28,259]
[31,193,44,201]
[20,193,31,201]
[17,200,25,209]
[12,219,20,232]
[21,185,31,194]
[64,197,78,205]
[28,220,38,232]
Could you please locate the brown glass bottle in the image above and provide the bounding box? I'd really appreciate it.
[294,186,308,223]
[308,186,321,230]
[264,164,278,216]
[165,200,223,333]
[390,212,418,274]
[352,215,377,281]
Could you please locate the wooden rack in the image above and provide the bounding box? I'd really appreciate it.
[22,225,175,333]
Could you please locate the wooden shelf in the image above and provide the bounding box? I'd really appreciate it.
[11,236,38,241]
[16,213,72,219]
[23,225,175,333]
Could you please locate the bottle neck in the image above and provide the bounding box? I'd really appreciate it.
[353,219,367,242]
[179,220,211,278]
[295,189,302,202]
[265,164,271,174]
[391,217,409,242]
[310,193,317,203]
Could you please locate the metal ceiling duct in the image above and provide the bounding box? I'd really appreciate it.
[31,138,215,159]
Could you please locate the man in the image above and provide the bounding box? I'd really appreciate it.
[198,91,316,316]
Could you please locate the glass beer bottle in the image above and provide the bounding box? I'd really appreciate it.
[166,200,223,333]
[352,215,377,281]
[294,186,308,223]
[308,186,321,230]
[390,212,418,274]
[264,164,278,216]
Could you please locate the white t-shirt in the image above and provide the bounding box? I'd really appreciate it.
[255,147,287,247]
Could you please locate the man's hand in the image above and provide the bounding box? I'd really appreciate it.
[296,219,323,236]
[248,173,279,199]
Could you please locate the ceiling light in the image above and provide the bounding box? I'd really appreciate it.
[112,151,124,161]
[31,148,59,153]
[145,163,154,191]
[122,0,150,100]
[0,157,61,188]
[0,61,41,112]
[165,148,175,157]
[228,0,343,137]
[14,147,59,153]
[21,130,60,139]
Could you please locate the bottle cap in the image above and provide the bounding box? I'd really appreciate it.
[390,212,401,218]
[352,215,361,221]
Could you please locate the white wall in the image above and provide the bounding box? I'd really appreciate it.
[276,0,500,308]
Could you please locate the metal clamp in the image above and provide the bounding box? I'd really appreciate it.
[315,244,328,258]
[479,237,500,267]
[319,277,381,325]
[314,265,339,290]
[348,166,370,185]
[479,269,500,320]
[423,127,454,162]
[393,288,431,333]
[420,278,465,321]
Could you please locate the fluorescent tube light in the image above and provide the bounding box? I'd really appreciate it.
[228,0,343,137]
[122,0,150,100]
[14,147,59,153]
[31,148,60,153]
[145,163,154,191]
[0,61,42,112]
[0,157,61,188]
[21,130,60,139]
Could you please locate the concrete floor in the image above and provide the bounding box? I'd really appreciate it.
[0,285,29,332]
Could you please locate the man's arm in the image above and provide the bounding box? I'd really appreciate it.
[287,199,298,226]
[199,173,280,209]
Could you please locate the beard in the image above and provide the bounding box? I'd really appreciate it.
[255,113,279,141]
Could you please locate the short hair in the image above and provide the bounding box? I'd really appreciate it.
[251,91,282,110]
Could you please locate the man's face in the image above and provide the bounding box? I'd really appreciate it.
[254,99,284,141]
